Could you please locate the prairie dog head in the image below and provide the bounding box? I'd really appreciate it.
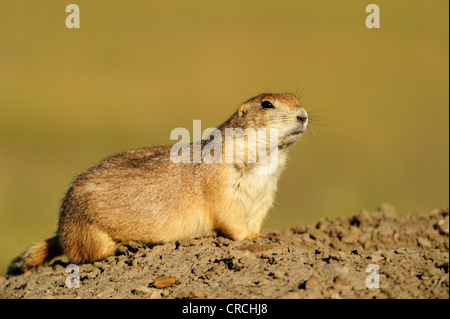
[237,93,308,148]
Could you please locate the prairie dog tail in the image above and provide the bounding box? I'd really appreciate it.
[7,236,62,276]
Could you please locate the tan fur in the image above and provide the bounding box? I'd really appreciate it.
[7,237,61,275]
[7,93,308,275]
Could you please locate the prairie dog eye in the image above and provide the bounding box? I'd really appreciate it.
[261,100,274,109]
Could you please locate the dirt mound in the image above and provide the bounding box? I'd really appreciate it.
[1,204,448,299]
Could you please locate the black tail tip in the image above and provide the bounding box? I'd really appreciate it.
[6,257,26,277]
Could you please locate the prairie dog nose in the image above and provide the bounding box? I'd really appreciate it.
[296,108,308,124]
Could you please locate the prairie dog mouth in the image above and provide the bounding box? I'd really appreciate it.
[289,130,304,136]
[287,127,306,137]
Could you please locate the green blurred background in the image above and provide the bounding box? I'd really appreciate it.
[0,0,448,276]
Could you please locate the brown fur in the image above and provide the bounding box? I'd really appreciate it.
[7,237,61,275]
[7,93,308,276]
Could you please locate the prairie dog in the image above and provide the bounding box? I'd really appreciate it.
[7,93,308,275]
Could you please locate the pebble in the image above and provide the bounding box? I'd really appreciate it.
[304,274,320,289]
[308,229,327,242]
[291,224,308,234]
[417,237,432,249]
[331,292,342,299]
[153,275,177,288]
[177,238,193,247]
[150,291,162,299]
[437,218,449,235]
[134,286,152,295]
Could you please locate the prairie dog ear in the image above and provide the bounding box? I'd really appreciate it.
[238,102,252,117]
